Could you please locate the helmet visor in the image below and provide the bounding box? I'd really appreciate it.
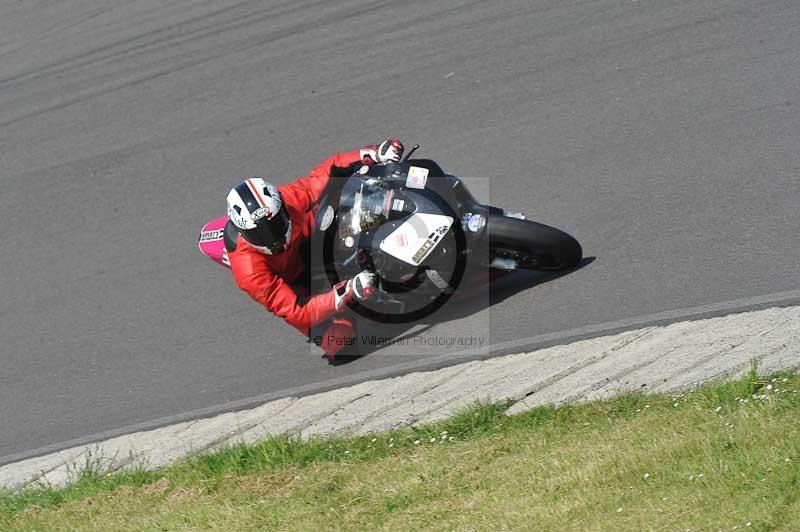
[243,207,290,251]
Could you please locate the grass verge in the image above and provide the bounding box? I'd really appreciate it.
[2,365,800,531]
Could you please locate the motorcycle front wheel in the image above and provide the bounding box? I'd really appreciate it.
[487,214,582,271]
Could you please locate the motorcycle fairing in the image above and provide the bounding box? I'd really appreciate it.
[379,212,454,266]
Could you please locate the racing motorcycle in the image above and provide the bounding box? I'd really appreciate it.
[199,145,582,325]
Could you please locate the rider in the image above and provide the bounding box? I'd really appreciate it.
[225,139,405,361]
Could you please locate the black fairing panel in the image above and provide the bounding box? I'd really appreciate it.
[364,159,444,181]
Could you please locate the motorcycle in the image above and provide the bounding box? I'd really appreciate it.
[199,145,582,328]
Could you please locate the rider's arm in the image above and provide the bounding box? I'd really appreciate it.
[233,265,339,335]
[280,149,364,212]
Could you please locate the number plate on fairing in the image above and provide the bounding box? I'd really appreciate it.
[379,213,453,265]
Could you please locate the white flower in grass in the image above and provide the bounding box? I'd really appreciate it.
[662,497,668,502]
[643,473,650,480]
[429,438,436,443]
[746,522,752,527]
[616,507,623,513]
[673,403,679,407]
[782,378,789,383]
[714,406,722,413]
[766,384,773,390]
[388,443,394,448]
[344,450,350,455]
[413,440,420,445]
[440,430,448,435]
[371,438,377,443]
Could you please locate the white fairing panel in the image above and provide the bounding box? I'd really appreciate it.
[379,213,453,265]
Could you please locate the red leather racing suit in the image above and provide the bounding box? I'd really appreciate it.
[227,150,364,344]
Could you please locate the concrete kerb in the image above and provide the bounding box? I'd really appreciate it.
[1,305,798,490]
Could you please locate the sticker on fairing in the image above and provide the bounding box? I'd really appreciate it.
[392,199,405,211]
[199,229,224,242]
[379,213,453,265]
[405,166,429,189]
[412,239,435,264]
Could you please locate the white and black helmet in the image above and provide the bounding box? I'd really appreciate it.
[227,178,291,254]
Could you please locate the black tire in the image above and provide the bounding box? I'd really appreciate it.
[487,215,582,271]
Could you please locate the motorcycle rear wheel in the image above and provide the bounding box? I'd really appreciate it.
[487,215,582,271]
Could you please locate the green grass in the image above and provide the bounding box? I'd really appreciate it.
[2,365,800,531]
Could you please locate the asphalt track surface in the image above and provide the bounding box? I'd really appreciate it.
[1,0,798,465]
